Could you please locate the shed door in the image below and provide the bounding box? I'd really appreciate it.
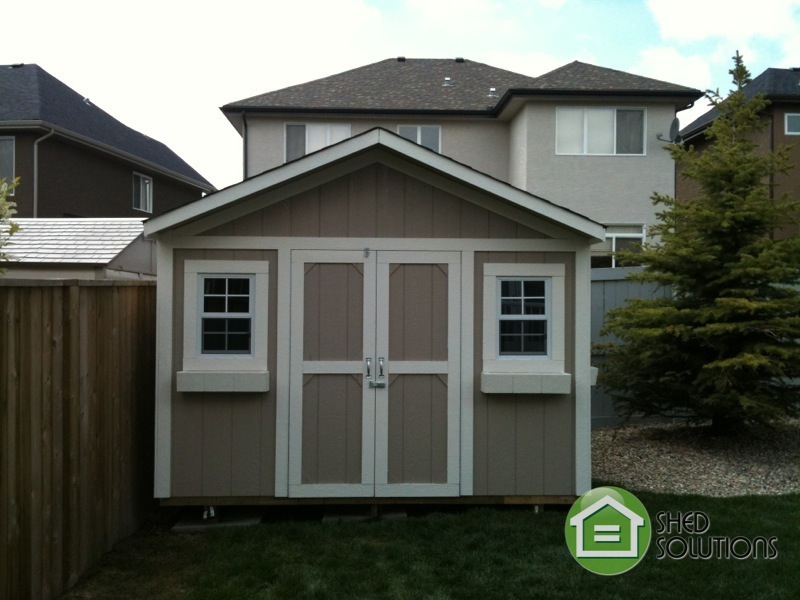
[288,250,461,498]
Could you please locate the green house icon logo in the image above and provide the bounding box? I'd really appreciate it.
[565,486,651,575]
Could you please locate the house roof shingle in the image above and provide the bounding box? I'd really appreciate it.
[222,58,701,116]
[681,67,800,139]
[6,218,144,264]
[0,63,213,190]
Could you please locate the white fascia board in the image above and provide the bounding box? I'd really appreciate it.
[145,130,382,237]
[145,128,604,242]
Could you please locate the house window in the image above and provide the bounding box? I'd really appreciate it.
[786,114,800,135]
[498,279,548,355]
[0,137,14,194]
[133,173,153,213]
[483,263,566,374]
[556,108,645,155]
[285,123,351,162]
[590,225,645,268]
[398,125,441,152]
[200,276,253,354]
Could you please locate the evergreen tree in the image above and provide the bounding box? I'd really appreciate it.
[599,53,800,432]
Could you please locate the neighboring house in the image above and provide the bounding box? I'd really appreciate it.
[221,57,702,267]
[679,66,800,237]
[144,128,605,504]
[0,63,214,218]
[4,218,155,279]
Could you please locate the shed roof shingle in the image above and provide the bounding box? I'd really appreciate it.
[0,63,212,189]
[223,58,701,115]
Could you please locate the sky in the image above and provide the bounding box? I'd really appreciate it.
[5,0,800,190]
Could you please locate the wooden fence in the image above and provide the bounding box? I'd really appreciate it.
[591,268,672,428]
[0,279,156,600]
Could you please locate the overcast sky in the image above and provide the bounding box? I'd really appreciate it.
[6,0,800,189]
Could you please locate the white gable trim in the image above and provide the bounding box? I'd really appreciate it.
[145,129,604,242]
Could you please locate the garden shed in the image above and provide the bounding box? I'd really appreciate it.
[144,129,603,504]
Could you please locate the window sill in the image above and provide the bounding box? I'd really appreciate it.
[480,372,571,395]
[177,370,270,393]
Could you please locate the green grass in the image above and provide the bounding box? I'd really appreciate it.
[61,492,800,600]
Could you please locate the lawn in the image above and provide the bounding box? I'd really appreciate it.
[61,491,798,600]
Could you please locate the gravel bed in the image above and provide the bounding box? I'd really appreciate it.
[592,419,800,497]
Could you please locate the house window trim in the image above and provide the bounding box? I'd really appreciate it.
[284,122,352,163]
[0,137,15,195]
[397,124,442,153]
[132,172,153,213]
[182,260,269,374]
[482,263,566,375]
[785,113,800,135]
[555,107,647,156]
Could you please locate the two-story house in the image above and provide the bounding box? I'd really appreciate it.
[222,57,702,266]
[0,63,213,218]
[679,66,800,238]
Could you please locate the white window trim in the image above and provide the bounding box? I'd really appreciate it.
[179,260,269,391]
[483,263,565,375]
[785,113,800,135]
[133,172,153,213]
[0,137,15,195]
[397,125,441,152]
[555,107,647,156]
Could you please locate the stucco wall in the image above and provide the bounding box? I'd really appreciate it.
[509,103,678,227]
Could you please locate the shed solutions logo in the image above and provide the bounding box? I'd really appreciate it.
[565,486,651,576]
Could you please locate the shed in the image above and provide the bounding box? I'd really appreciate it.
[145,129,604,504]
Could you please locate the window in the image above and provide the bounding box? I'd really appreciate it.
[285,123,351,162]
[590,225,645,268]
[200,276,253,354]
[0,137,14,194]
[398,125,441,152]
[786,114,800,135]
[556,108,645,155]
[483,263,565,372]
[133,173,153,213]
[179,260,270,392]
[498,279,548,355]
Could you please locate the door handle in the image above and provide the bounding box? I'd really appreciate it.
[378,357,385,378]
[366,357,372,379]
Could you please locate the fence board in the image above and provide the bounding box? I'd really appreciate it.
[590,268,672,428]
[0,280,156,600]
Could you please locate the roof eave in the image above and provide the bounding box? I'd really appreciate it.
[146,128,604,242]
[0,121,215,193]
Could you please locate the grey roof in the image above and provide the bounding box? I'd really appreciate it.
[222,58,701,116]
[0,64,213,190]
[6,218,144,263]
[681,67,800,139]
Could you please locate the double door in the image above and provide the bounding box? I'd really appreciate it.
[288,250,461,497]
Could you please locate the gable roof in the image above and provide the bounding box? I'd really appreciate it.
[145,127,604,242]
[221,58,701,120]
[7,218,144,264]
[0,63,213,191]
[681,67,800,140]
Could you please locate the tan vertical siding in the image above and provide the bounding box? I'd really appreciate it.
[472,252,576,496]
[170,249,277,497]
[203,164,547,240]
